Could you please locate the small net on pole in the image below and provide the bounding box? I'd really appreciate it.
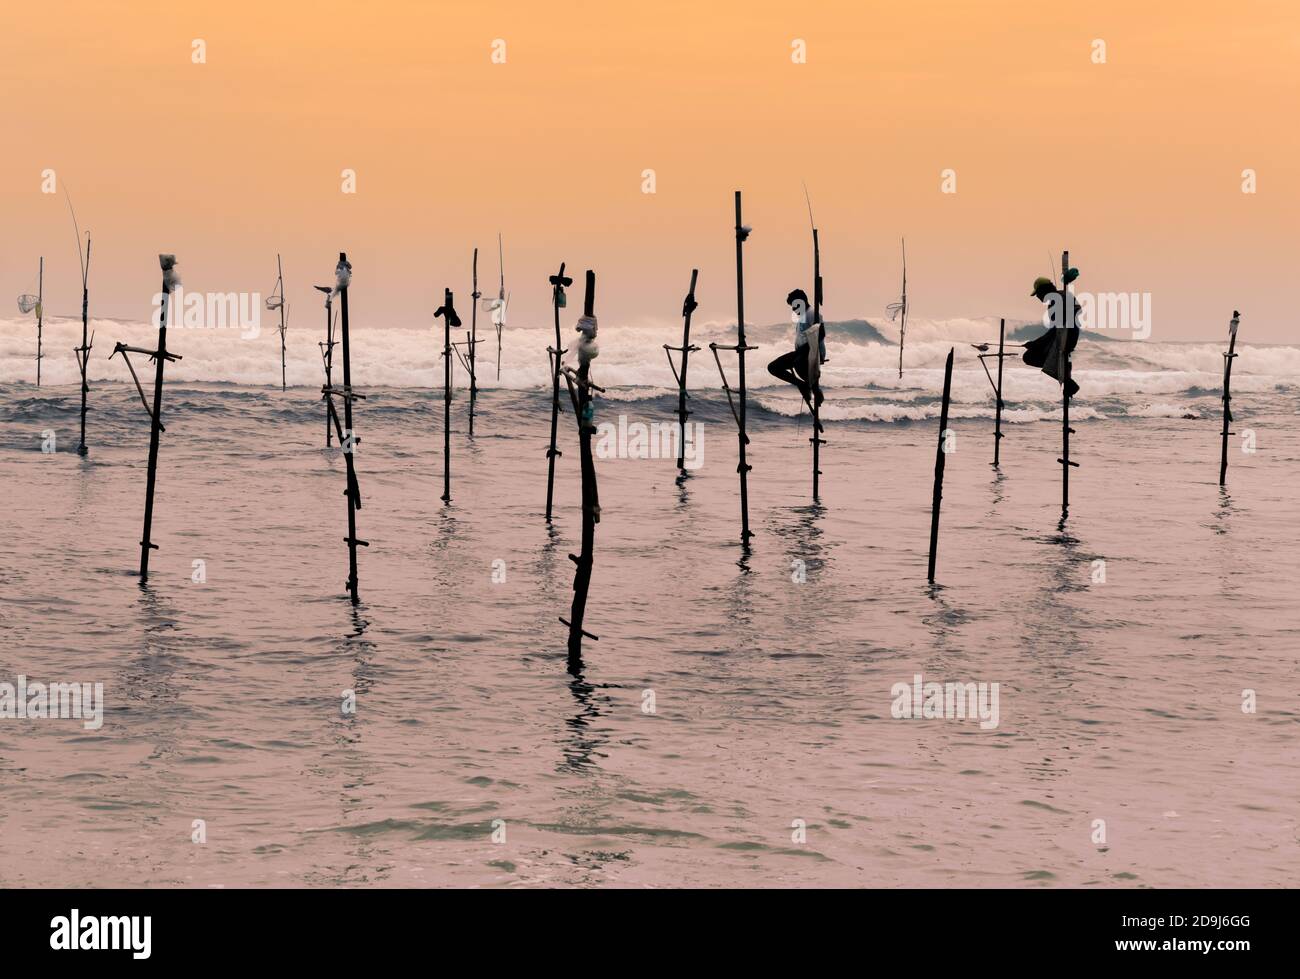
[17,294,39,314]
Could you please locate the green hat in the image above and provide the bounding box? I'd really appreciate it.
[1031,276,1054,297]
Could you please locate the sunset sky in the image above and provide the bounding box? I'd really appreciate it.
[2,1,1296,340]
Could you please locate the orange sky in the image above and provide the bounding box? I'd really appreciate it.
[2,0,1296,340]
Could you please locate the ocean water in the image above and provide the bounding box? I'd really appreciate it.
[1,313,1298,888]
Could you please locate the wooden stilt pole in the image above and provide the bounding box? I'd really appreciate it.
[320,253,366,603]
[928,348,954,583]
[276,254,287,392]
[1058,250,1077,521]
[435,288,460,504]
[545,262,572,522]
[315,285,336,446]
[75,236,92,456]
[36,258,43,387]
[993,317,1005,467]
[810,227,825,500]
[111,255,184,582]
[469,249,479,436]
[1220,310,1241,486]
[560,270,601,658]
[663,269,700,473]
[709,191,755,546]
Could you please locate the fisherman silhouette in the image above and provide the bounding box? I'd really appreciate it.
[767,288,826,408]
[1023,273,1081,399]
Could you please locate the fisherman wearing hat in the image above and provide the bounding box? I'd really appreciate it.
[766,288,826,408]
[1023,270,1081,399]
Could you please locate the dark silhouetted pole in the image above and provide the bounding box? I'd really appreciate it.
[928,348,954,583]
[75,236,92,455]
[710,191,755,546]
[810,226,825,500]
[560,270,602,658]
[663,269,699,473]
[435,288,460,504]
[545,262,572,522]
[1220,311,1241,485]
[993,318,1005,467]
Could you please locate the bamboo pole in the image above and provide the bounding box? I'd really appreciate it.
[435,288,460,504]
[315,285,336,446]
[810,227,825,500]
[560,270,601,658]
[111,255,184,582]
[663,269,700,473]
[277,254,287,392]
[36,257,43,387]
[1220,310,1241,485]
[993,317,1005,467]
[495,233,506,381]
[1058,250,1077,520]
[545,262,572,523]
[75,236,92,456]
[709,191,755,546]
[469,248,479,436]
[322,252,366,603]
[927,348,955,583]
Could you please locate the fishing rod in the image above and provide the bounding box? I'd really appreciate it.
[65,188,92,455]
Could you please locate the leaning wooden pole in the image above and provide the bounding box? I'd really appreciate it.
[1219,310,1241,486]
[561,270,602,658]
[993,317,1005,467]
[314,285,336,446]
[110,255,184,582]
[75,236,92,456]
[320,254,366,603]
[663,269,700,473]
[36,257,43,387]
[709,191,754,546]
[927,348,955,583]
[435,288,460,504]
[545,262,572,522]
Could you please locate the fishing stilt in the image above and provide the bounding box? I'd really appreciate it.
[927,348,955,583]
[992,318,1005,467]
[321,254,365,603]
[544,262,572,523]
[888,238,908,379]
[809,224,826,500]
[1058,250,1077,521]
[452,250,482,436]
[111,254,184,582]
[314,284,337,446]
[559,270,602,658]
[709,191,756,546]
[435,289,460,504]
[75,235,92,455]
[662,269,699,474]
[268,255,288,391]
[489,234,508,381]
[1219,311,1241,485]
[15,258,44,385]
